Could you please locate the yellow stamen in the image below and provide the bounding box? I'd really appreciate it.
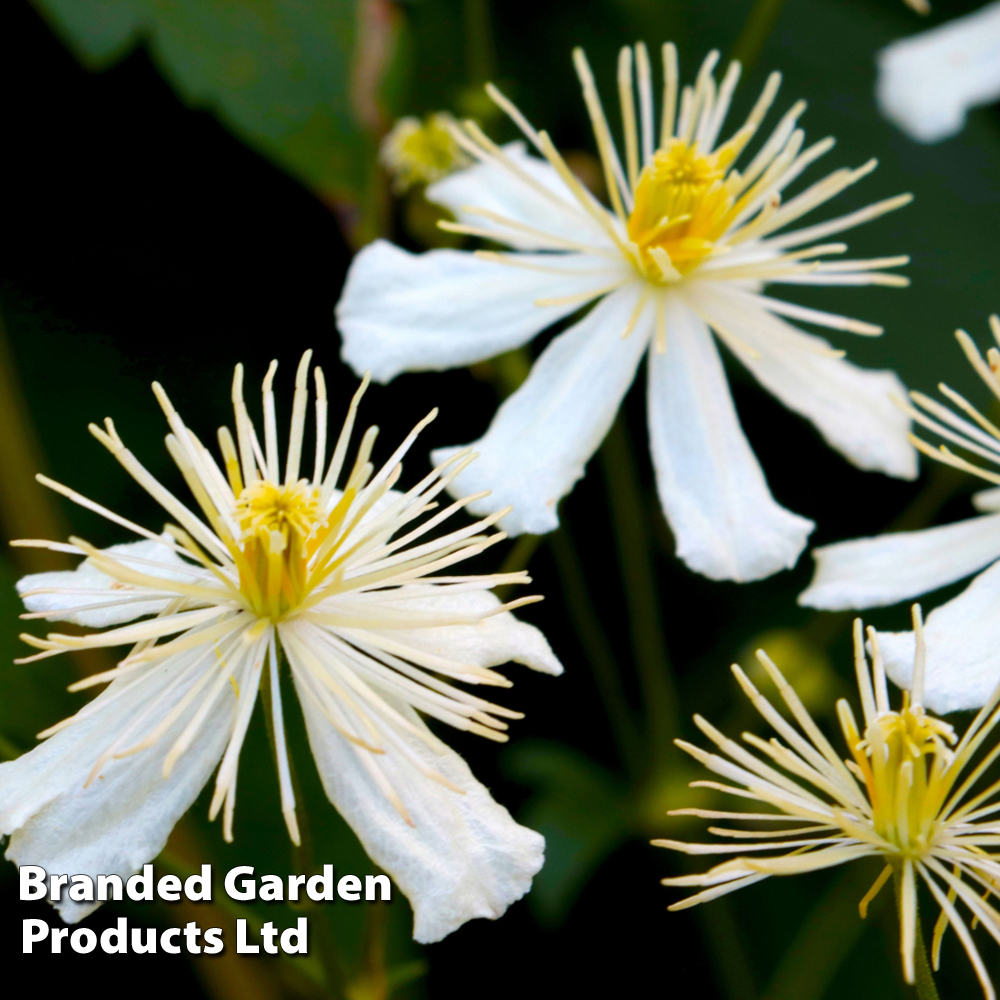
[234,480,327,620]
[627,139,740,280]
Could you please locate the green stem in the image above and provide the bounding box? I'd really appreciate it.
[548,524,642,777]
[494,532,543,601]
[348,903,389,1000]
[729,0,789,74]
[487,347,647,773]
[912,915,941,1000]
[599,415,678,766]
[463,0,496,84]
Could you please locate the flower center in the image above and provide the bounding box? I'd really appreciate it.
[234,480,327,620]
[398,120,458,178]
[627,139,738,281]
[853,703,957,859]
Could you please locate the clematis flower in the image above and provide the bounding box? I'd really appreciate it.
[657,610,1000,999]
[0,352,562,943]
[877,1,1000,144]
[337,43,917,583]
[800,317,1000,714]
[380,112,470,193]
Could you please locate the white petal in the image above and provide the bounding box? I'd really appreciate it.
[647,296,814,582]
[973,487,1000,512]
[349,586,563,675]
[427,141,614,250]
[799,513,1000,610]
[876,2,1000,143]
[336,240,629,383]
[286,637,543,943]
[879,559,1000,713]
[16,537,196,627]
[430,285,650,536]
[689,285,917,480]
[0,645,239,922]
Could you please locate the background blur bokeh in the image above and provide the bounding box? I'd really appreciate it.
[2,0,999,997]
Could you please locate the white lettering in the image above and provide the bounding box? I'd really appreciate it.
[19,866,47,901]
[127,865,153,902]
[307,865,334,902]
[225,866,256,902]
[184,865,212,901]
[281,918,308,954]
[236,918,259,954]
[337,875,362,901]
[22,919,48,953]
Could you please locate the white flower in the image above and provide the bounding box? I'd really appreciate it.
[877,1,1000,143]
[0,352,562,943]
[337,43,917,583]
[801,316,1000,714]
[658,610,1000,999]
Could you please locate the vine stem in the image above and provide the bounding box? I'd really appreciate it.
[548,523,643,777]
[729,0,789,74]
[913,916,941,1000]
[486,347,645,775]
[599,414,679,768]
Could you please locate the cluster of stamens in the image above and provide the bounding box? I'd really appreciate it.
[233,480,327,620]
[850,700,957,860]
[627,138,742,279]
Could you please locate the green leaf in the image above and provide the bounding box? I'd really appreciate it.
[32,0,393,222]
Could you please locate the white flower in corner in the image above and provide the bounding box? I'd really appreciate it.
[659,609,1000,1000]
[877,1,1000,144]
[0,353,562,943]
[337,43,917,583]
[801,316,1000,714]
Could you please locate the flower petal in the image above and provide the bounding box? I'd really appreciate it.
[351,585,563,676]
[876,2,1000,144]
[799,513,1000,610]
[0,642,243,922]
[287,642,544,943]
[647,297,814,582]
[688,285,917,480]
[430,285,650,536]
[16,538,196,627]
[973,487,1000,512]
[336,240,628,383]
[879,559,1000,713]
[427,141,615,251]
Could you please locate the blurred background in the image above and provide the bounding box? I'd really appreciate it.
[1,0,999,997]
